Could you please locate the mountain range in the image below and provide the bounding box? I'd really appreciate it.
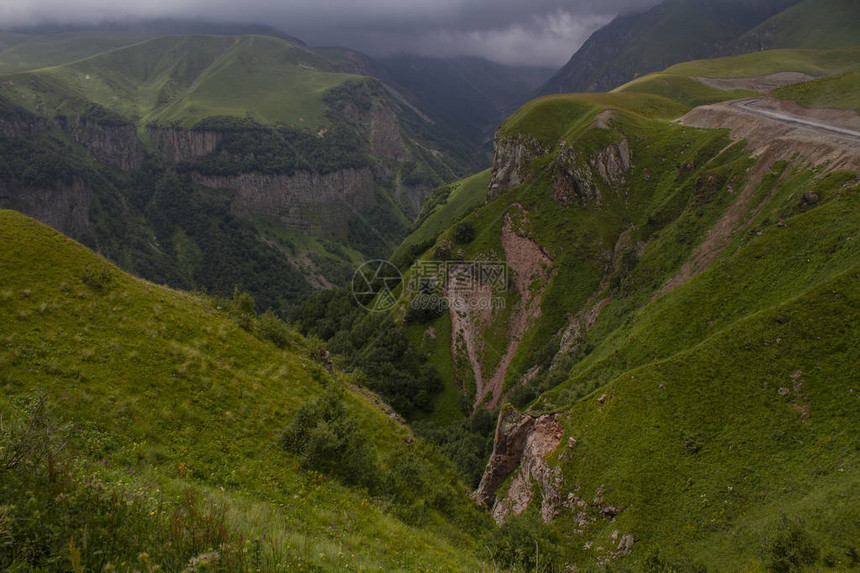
[1,0,859,569]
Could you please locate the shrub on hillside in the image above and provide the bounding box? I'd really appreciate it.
[489,511,563,571]
[453,221,476,244]
[256,310,300,349]
[292,288,445,418]
[281,385,380,490]
[0,395,252,571]
[761,515,820,572]
[80,263,115,292]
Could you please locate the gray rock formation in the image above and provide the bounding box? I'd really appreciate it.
[475,407,565,524]
[193,168,376,233]
[488,132,549,199]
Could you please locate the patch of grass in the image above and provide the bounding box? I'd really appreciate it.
[500,92,689,141]
[744,0,860,50]
[614,73,758,106]
[393,169,491,267]
[542,264,859,568]
[772,68,860,112]
[665,47,860,79]
[0,31,157,74]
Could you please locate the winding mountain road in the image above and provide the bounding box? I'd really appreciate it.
[727,98,860,140]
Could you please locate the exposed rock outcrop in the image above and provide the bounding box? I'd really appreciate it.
[475,407,564,524]
[488,132,550,199]
[0,177,92,240]
[0,114,51,138]
[145,126,223,162]
[0,114,144,170]
[448,204,553,409]
[554,138,631,207]
[193,168,376,233]
[59,117,145,170]
[368,106,411,162]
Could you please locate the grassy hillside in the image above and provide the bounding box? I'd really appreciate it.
[0,209,493,571]
[615,46,860,107]
[545,262,859,567]
[740,0,860,50]
[0,31,480,314]
[539,0,799,95]
[665,46,860,78]
[499,92,689,140]
[612,72,757,107]
[392,169,491,266]
[772,67,860,112]
[0,34,361,130]
[386,57,860,566]
[0,30,157,74]
[523,164,860,566]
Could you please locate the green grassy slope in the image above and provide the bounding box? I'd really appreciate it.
[665,46,860,78]
[0,32,481,312]
[396,62,860,566]
[392,169,491,266]
[0,210,491,571]
[615,46,860,110]
[0,35,362,129]
[612,72,757,107]
[0,31,157,74]
[500,92,689,139]
[524,168,860,566]
[547,262,859,567]
[741,0,860,50]
[772,67,860,112]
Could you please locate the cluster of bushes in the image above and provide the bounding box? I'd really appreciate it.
[292,288,442,417]
[487,511,564,571]
[0,135,78,187]
[185,123,369,177]
[453,221,476,244]
[129,168,312,312]
[280,382,482,527]
[205,288,306,351]
[281,384,379,489]
[80,262,116,292]
[0,395,259,572]
[412,408,496,488]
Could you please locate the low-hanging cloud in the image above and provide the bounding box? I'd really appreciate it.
[1,0,661,66]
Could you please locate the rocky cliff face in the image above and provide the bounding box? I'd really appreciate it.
[368,106,411,162]
[0,177,92,240]
[60,117,145,170]
[488,132,549,199]
[0,114,144,170]
[145,126,223,162]
[0,114,51,138]
[475,408,564,523]
[193,168,376,233]
[487,120,632,208]
[554,138,631,207]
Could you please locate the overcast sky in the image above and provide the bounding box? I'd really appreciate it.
[1,0,661,67]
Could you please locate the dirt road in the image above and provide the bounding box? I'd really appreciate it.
[727,97,860,140]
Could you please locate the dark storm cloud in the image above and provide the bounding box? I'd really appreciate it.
[1,0,661,66]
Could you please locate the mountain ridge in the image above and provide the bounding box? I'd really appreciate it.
[538,0,860,96]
